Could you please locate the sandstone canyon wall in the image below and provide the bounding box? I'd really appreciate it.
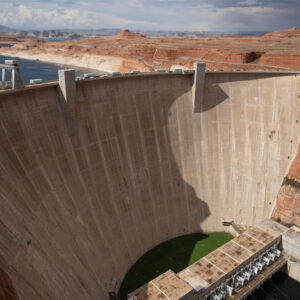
[3,28,300,72]
[272,144,300,227]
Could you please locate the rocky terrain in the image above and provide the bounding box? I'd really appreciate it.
[0,34,27,48]
[0,25,254,39]
[15,30,82,41]
[64,28,245,38]
[272,144,300,228]
[272,184,300,228]
[1,28,300,73]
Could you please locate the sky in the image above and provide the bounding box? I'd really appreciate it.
[1,0,299,32]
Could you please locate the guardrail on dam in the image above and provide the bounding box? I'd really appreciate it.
[0,67,300,299]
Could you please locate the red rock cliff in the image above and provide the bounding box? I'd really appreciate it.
[272,145,300,227]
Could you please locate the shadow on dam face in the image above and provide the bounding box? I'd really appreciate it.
[0,74,210,299]
[199,73,289,112]
[0,71,299,299]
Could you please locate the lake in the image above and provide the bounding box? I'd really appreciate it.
[0,55,103,83]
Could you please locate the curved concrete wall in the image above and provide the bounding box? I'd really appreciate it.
[0,72,299,299]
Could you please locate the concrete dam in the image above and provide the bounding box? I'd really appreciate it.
[1,66,300,299]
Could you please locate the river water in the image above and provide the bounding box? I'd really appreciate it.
[0,55,103,83]
[246,270,300,299]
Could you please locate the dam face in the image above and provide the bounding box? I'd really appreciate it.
[0,72,299,299]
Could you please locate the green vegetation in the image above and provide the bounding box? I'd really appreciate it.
[282,176,300,189]
[277,217,281,223]
[118,232,233,300]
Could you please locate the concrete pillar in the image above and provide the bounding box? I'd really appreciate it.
[58,69,76,103]
[192,63,206,113]
[2,68,5,82]
[58,69,76,134]
[12,67,24,89]
[4,60,24,90]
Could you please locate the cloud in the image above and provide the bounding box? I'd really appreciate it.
[0,0,299,32]
[237,0,260,6]
[0,2,165,30]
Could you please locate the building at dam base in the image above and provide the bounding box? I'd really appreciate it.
[1,67,300,299]
[129,226,284,300]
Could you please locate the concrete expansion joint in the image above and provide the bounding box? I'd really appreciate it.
[150,281,172,300]
[203,257,226,274]
[218,247,241,264]
[243,232,264,246]
[231,239,254,255]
